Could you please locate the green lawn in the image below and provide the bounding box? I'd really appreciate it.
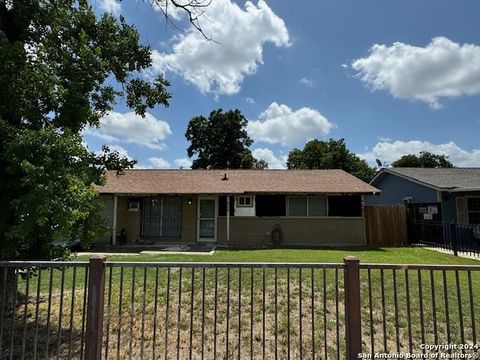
[4,247,480,359]
[76,246,480,265]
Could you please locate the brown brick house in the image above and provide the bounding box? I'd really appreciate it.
[95,169,379,247]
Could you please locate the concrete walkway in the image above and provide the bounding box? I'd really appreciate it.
[77,244,216,257]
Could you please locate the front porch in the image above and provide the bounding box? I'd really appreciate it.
[98,193,367,247]
[98,194,197,246]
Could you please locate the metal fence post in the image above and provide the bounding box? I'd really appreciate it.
[344,256,362,360]
[85,255,106,360]
[450,220,458,256]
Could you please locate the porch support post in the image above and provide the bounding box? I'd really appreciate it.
[112,195,118,246]
[226,195,230,244]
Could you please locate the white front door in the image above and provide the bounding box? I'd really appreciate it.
[197,197,217,242]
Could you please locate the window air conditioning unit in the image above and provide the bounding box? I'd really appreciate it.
[403,196,413,204]
[128,201,140,212]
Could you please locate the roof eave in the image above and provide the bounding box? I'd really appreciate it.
[449,187,480,193]
[97,190,380,196]
[370,168,441,191]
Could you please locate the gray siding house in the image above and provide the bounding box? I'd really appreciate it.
[366,168,480,225]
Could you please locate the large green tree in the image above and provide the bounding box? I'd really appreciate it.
[0,0,173,260]
[186,109,267,169]
[391,151,453,168]
[286,138,376,182]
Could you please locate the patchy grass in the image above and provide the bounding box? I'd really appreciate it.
[2,247,480,359]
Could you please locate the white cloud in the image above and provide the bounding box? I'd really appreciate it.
[352,37,480,108]
[248,102,334,146]
[341,64,348,69]
[359,140,480,167]
[150,0,290,95]
[246,97,256,104]
[299,78,315,88]
[108,145,133,160]
[99,0,121,15]
[252,148,285,169]
[134,164,153,169]
[174,158,193,169]
[378,136,392,142]
[149,157,171,168]
[86,111,172,150]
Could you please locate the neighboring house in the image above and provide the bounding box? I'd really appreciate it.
[367,168,480,225]
[95,169,379,247]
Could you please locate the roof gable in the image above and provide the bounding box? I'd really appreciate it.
[371,168,480,191]
[96,169,379,195]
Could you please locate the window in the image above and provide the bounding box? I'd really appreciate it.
[237,195,253,207]
[468,198,480,224]
[288,197,307,216]
[256,195,286,216]
[141,196,182,238]
[218,196,235,216]
[328,195,362,217]
[456,197,480,224]
[287,196,327,216]
[308,197,327,216]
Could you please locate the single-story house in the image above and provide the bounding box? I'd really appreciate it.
[95,169,379,247]
[366,167,480,224]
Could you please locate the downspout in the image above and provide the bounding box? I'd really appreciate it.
[226,195,230,245]
[112,195,118,246]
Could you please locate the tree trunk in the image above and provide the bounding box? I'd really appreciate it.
[0,268,17,309]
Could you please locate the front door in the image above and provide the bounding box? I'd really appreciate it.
[197,197,217,242]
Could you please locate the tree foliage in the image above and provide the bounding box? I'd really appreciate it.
[185,109,266,169]
[252,159,269,169]
[392,151,453,168]
[286,139,376,182]
[391,151,454,168]
[0,0,172,259]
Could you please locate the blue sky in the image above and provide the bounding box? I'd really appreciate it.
[83,0,480,169]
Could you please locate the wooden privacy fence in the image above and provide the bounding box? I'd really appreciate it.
[365,205,408,246]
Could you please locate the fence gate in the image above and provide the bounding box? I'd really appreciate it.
[364,205,408,246]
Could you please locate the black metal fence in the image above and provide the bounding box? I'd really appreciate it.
[102,262,348,360]
[0,262,90,360]
[1,258,479,359]
[409,220,480,257]
[359,264,480,356]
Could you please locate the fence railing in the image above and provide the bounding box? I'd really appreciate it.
[1,258,479,360]
[409,220,480,257]
[0,261,90,360]
[359,263,480,357]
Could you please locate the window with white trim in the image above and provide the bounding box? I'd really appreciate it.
[456,197,480,224]
[287,196,327,216]
[237,195,253,207]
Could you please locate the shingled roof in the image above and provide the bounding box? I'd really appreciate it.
[96,169,379,195]
[372,168,480,192]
